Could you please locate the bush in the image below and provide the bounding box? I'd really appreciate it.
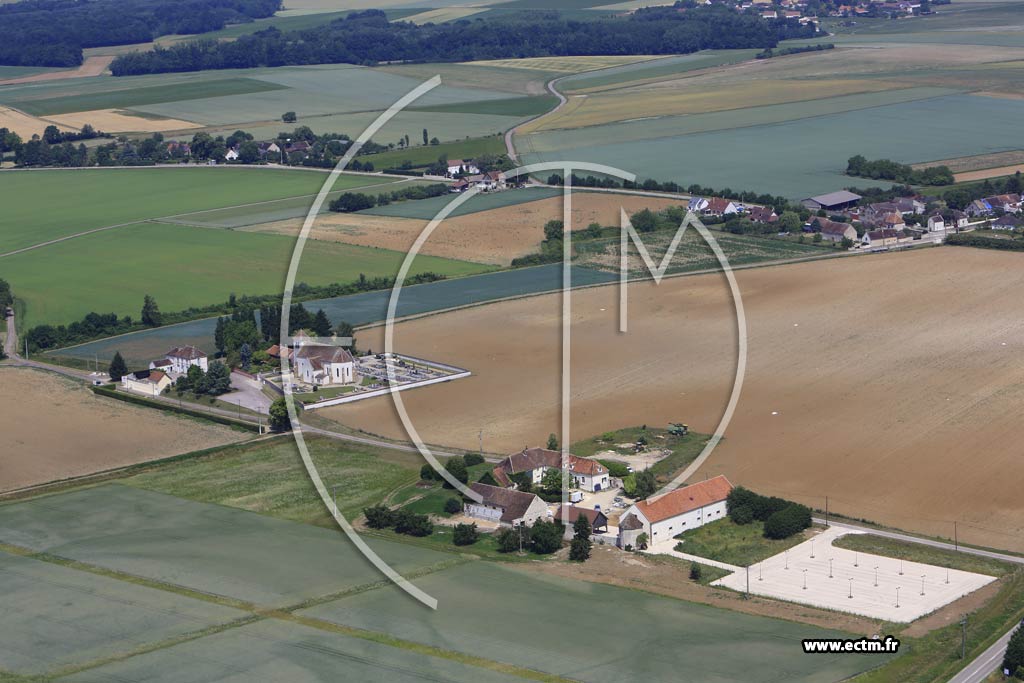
[453,522,479,546]
[763,503,812,540]
[495,524,528,553]
[731,504,754,525]
[363,504,395,529]
[690,562,702,581]
[569,537,591,561]
[394,510,433,537]
[443,498,462,514]
[420,464,436,481]
[463,452,485,466]
[598,459,630,478]
[727,486,790,523]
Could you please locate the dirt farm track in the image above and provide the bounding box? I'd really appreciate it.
[333,247,1024,552]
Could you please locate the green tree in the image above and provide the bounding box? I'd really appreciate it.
[636,532,649,550]
[363,504,395,529]
[443,456,468,487]
[420,464,436,481]
[495,526,520,553]
[453,522,478,546]
[422,128,428,145]
[689,561,702,581]
[634,469,657,499]
[444,497,462,514]
[546,433,559,450]
[394,510,433,536]
[430,137,440,145]
[312,309,332,337]
[282,111,297,123]
[1003,627,1024,676]
[477,470,499,486]
[569,514,591,562]
[108,351,127,381]
[141,294,162,327]
[205,361,232,395]
[238,140,260,164]
[778,211,802,232]
[335,320,356,349]
[463,452,484,466]
[530,519,563,554]
[214,317,227,356]
[239,342,252,371]
[268,397,291,432]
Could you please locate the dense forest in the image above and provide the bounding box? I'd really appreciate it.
[110,7,818,76]
[846,155,955,186]
[0,0,281,67]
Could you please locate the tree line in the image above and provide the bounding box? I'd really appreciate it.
[328,183,449,213]
[846,155,954,186]
[22,271,444,352]
[109,7,818,76]
[0,0,281,67]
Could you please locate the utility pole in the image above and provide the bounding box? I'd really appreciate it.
[954,521,958,551]
[479,429,483,458]
[960,616,967,659]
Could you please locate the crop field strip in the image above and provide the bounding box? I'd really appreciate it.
[522,93,1024,198]
[0,483,887,683]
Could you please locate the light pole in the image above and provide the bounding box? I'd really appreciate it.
[946,568,950,585]
[829,558,833,578]
[874,566,879,587]
[758,563,763,581]
[899,558,904,576]
[854,551,859,567]
[785,550,789,570]
[810,539,815,559]
[848,578,853,599]
[920,574,926,596]
[802,568,808,590]
[896,586,900,608]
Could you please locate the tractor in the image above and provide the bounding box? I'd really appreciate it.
[668,422,689,437]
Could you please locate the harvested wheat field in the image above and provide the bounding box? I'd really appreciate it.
[0,106,70,140]
[0,55,112,86]
[249,191,690,265]
[45,109,201,134]
[0,368,245,491]
[332,247,1024,551]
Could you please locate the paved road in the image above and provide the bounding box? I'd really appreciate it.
[949,628,1016,683]
[815,518,1021,683]
[3,310,17,359]
[504,75,568,162]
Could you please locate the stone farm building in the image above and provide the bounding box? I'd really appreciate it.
[618,475,733,548]
[294,344,357,386]
[465,483,547,527]
[121,369,172,397]
[555,505,609,539]
[492,447,611,492]
[801,190,862,213]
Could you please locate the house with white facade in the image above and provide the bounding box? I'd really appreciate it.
[446,159,480,177]
[925,213,945,232]
[617,475,733,548]
[294,343,357,386]
[122,370,172,397]
[465,483,547,527]
[492,447,611,492]
[165,346,208,374]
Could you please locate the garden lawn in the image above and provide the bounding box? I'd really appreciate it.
[674,518,814,567]
[0,167,381,254]
[4,221,491,328]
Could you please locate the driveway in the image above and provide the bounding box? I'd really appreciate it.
[219,371,272,414]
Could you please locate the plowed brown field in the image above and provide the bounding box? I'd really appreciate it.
[329,247,1024,551]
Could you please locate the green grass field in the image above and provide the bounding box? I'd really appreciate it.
[361,186,561,219]
[0,167,384,254]
[674,518,815,567]
[358,135,507,170]
[125,435,420,522]
[408,95,557,117]
[4,221,490,328]
[560,51,761,93]
[832,533,1014,577]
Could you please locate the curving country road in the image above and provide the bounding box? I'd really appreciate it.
[504,75,568,162]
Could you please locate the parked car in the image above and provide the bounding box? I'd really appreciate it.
[569,491,584,503]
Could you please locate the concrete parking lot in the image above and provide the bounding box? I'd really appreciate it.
[711,527,997,622]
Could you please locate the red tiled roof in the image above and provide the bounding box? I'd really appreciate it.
[469,483,541,523]
[166,345,206,360]
[634,475,733,524]
[555,505,607,527]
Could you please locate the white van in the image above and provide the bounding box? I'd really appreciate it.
[569,491,584,504]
